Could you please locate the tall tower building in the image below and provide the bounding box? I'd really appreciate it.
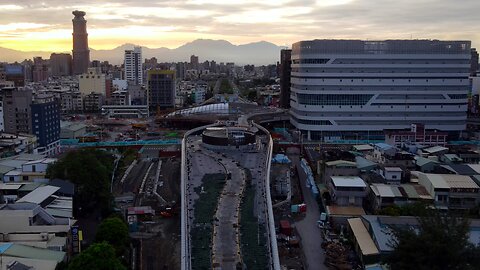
[124,47,143,85]
[72,10,90,75]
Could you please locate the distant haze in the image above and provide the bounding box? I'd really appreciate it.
[0,39,285,65]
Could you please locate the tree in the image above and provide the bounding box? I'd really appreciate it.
[68,242,126,270]
[95,217,129,255]
[386,211,480,270]
[46,149,114,216]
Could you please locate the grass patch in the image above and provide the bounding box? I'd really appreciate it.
[191,173,226,270]
[240,169,268,269]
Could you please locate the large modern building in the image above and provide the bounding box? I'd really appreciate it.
[147,69,175,111]
[124,47,143,85]
[289,39,471,141]
[72,10,90,75]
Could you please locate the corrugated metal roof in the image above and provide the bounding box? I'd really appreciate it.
[1,244,65,262]
[370,184,395,197]
[17,186,60,204]
[414,156,439,167]
[423,146,448,154]
[348,218,379,256]
[0,164,15,174]
[0,183,22,190]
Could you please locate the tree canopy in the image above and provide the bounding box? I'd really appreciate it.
[67,242,126,270]
[386,211,480,270]
[46,149,114,216]
[95,217,129,255]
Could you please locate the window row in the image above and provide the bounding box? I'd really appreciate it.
[296,94,373,105]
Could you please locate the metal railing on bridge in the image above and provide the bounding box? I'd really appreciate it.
[60,139,181,147]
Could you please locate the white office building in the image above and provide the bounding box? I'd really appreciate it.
[289,39,471,141]
[124,46,143,85]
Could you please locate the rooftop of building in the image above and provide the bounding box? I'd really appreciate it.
[325,160,357,168]
[330,176,367,188]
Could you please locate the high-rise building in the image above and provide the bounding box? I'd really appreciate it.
[147,69,175,111]
[31,94,61,155]
[50,53,72,77]
[290,39,471,141]
[72,10,90,75]
[280,49,292,109]
[2,87,33,134]
[124,47,143,85]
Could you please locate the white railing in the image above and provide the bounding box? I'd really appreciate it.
[253,122,281,270]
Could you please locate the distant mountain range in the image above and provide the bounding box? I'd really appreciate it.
[0,39,287,65]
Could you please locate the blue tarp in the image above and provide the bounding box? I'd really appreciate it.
[272,154,291,164]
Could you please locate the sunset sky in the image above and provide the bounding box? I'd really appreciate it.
[0,0,479,52]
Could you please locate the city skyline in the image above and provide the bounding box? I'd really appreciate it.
[0,0,479,52]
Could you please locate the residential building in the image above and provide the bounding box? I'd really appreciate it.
[368,183,433,212]
[147,69,175,111]
[31,95,61,156]
[328,176,367,206]
[78,68,106,96]
[50,53,72,77]
[83,92,104,112]
[377,167,402,184]
[112,79,128,91]
[109,91,129,106]
[289,39,471,141]
[124,47,143,85]
[128,85,146,105]
[60,91,83,113]
[368,143,415,169]
[72,10,90,75]
[417,172,480,209]
[279,49,292,109]
[2,88,33,134]
[322,160,359,183]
